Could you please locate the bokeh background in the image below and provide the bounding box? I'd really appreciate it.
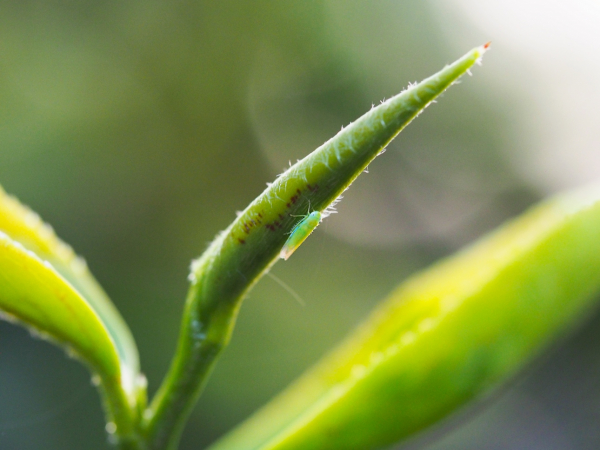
[1,1,600,449]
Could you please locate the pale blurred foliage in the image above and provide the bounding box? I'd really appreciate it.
[0,1,599,449]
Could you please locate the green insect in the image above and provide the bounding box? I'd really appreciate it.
[280,209,322,260]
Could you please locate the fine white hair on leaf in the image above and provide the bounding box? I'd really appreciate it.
[347,135,356,154]
[270,192,285,205]
[334,144,342,164]
[188,257,203,282]
[322,194,343,218]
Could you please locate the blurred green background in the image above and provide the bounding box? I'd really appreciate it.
[2,1,600,449]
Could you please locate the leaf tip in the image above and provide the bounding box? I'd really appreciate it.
[474,41,491,66]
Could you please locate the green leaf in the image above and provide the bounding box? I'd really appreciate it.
[208,184,600,450]
[0,186,141,445]
[143,44,489,450]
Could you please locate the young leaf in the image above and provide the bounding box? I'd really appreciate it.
[208,184,600,450]
[0,186,142,447]
[144,44,489,450]
[0,186,141,398]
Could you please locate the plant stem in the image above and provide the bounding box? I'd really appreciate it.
[142,283,233,449]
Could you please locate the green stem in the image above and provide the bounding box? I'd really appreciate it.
[141,44,489,450]
[99,374,142,450]
[142,285,233,449]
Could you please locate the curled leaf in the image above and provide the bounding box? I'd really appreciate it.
[0,186,141,444]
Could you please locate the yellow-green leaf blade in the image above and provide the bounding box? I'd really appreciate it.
[0,185,140,399]
[210,184,600,450]
[0,231,136,439]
